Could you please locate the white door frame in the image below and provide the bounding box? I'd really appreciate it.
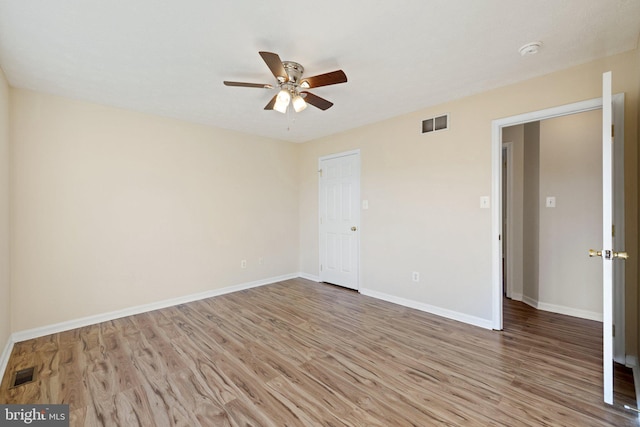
[502,142,514,300]
[318,149,361,289]
[491,94,625,333]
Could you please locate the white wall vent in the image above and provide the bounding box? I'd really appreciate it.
[422,114,449,134]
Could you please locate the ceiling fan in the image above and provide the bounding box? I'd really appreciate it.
[223,51,347,113]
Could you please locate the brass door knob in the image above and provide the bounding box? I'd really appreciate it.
[613,251,629,260]
[589,249,602,257]
[351,226,357,231]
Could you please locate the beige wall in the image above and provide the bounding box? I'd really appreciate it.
[10,89,299,331]
[0,69,9,350]
[299,49,639,350]
[538,111,602,315]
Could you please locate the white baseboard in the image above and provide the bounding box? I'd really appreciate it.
[359,288,493,330]
[297,272,320,282]
[11,273,299,344]
[520,296,602,322]
[0,337,14,386]
[510,292,523,301]
[522,295,538,309]
[537,301,602,322]
[623,356,640,411]
[632,364,640,410]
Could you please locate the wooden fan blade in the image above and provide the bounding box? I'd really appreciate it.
[264,94,278,110]
[224,81,273,89]
[301,91,334,110]
[259,51,288,82]
[301,70,347,89]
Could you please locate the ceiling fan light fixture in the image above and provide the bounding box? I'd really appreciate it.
[292,94,307,112]
[274,89,291,113]
[223,51,347,114]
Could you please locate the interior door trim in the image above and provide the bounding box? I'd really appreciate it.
[318,149,361,289]
[490,94,624,331]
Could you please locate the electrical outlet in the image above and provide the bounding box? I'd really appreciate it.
[241,260,247,269]
[412,272,420,282]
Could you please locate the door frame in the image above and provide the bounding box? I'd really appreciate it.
[502,142,514,300]
[491,94,625,337]
[318,149,361,289]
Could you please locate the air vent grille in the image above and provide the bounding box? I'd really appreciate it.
[10,366,36,388]
[422,114,449,134]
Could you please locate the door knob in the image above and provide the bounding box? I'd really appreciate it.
[351,226,357,231]
[589,249,629,260]
[613,251,629,260]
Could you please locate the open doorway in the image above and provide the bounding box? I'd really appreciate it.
[499,102,625,364]
[501,110,604,322]
[492,92,627,406]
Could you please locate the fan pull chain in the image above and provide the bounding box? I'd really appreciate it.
[287,102,295,131]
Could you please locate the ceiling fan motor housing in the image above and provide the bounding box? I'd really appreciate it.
[282,61,304,85]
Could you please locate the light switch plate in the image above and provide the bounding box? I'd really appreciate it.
[546,196,556,208]
[362,200,369,210]
[480,196,490,209]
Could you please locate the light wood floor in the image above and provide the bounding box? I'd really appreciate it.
[0,278,637,426]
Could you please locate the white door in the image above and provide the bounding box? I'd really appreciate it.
[596,71,628,405]
[319,151,360,290]
[601,70,614,405]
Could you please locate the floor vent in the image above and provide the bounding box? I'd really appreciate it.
[10,367,36,388]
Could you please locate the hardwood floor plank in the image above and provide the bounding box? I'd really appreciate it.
[170,337,237,406]
[265,374,367,427]
[169,368,234,426]
[223,397,279,427]
[0,280,637,426]
[302,354,469,426]
[137,372,199,427]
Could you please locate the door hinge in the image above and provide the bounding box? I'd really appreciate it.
[613,324,615,337]
[611,124,614,138]
[320,264,323,271]
[612,224,615,237]
[318,169,323,178]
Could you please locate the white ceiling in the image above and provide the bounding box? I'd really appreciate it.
[0,1,638,143]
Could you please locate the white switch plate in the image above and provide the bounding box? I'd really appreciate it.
[546,196,556,208]
[480,196,490,209]
[362,200,369,210]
